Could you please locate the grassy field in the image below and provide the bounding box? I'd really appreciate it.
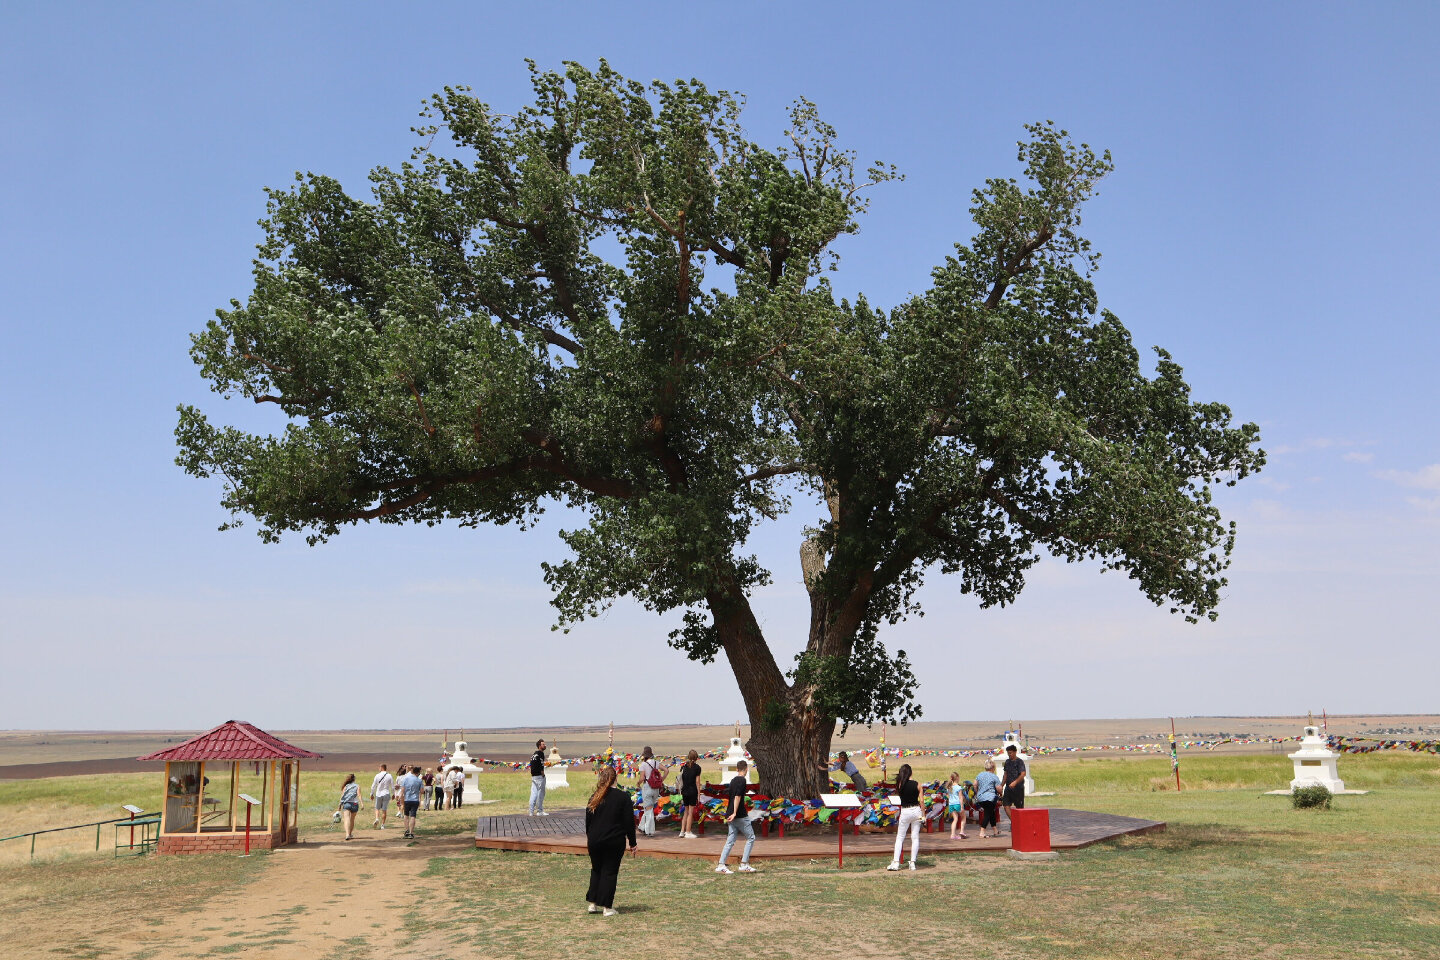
[1,753,1436,958]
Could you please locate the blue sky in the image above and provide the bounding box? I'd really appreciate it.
[1,3,1436,732]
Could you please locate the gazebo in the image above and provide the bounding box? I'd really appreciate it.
[138,720,321,855]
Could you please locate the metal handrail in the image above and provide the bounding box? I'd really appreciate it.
[0,815,142,861]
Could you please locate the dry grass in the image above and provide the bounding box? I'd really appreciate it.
[2,753,1438,958]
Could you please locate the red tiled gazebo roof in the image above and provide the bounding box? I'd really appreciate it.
[137,721,322,762]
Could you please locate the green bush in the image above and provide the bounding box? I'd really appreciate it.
[1291,784,1333,809]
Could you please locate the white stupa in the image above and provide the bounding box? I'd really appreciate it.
[995,732,1036,794]
[447,740,482,801]
[544,744,569,789]
[1289,725,1345,793]
[717,737,756,784]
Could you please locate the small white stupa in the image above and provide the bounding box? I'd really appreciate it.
[447,740,482,801]
[1289,725,1345,794]
[717,736,756,785]
[544,744,569,789]
[995,732,1036,794]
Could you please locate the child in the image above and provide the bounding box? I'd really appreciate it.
[946,772,968,839]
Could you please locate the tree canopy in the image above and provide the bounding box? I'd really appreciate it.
[178,61,1264,795]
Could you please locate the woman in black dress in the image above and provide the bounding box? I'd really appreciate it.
[584,766,637,916]
[678,750,702,838]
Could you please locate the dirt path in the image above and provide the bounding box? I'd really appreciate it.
[112,830,465,960]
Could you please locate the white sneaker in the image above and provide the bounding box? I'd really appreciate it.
[715,864,732,874]
[909,861,917,871]
[886,861,900,871]
[586,903,599,914]
[539,811,550,816]
[603,908,619,917]
[685,832,699,838]
[738,864,757,873]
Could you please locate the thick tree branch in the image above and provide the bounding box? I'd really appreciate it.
[982,224,1055,309]
[741,461,812,483]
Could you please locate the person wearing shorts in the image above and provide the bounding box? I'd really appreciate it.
[946,772,968,839]
[678,750,702,839]
[370,764,393,829]
[397,765,424,839]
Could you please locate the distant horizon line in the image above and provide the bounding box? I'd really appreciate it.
[4,712,1437,735]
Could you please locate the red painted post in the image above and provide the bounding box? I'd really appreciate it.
[837,816,843,867]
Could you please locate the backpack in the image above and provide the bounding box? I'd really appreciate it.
[645,761,664,790]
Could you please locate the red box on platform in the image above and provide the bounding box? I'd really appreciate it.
[1009,808,1051,852]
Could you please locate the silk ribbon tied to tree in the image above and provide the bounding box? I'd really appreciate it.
[176,61,1265,798]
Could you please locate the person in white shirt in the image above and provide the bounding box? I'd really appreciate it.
[448,766,465,808]
[636,746,666,836]
[370,763,394,829]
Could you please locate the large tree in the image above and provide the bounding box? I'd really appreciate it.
[178,62,1264,797]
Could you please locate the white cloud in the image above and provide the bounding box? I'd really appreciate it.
[1342,451,1374,463]
[1376,464,1440,490]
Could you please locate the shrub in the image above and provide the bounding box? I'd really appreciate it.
[1292,784,1333,809]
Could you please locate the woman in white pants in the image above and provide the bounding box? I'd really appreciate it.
[888,763,923,871]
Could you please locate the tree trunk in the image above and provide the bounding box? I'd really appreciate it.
[745,697,834,799]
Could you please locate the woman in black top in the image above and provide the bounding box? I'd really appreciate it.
[678,750,702,839]
[888,763,923,871]
[584,766,637,916]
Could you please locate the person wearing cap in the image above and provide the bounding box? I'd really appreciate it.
[1000,744,1027,831]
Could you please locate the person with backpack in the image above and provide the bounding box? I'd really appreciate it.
[636,746,666,836]
[528,739,548,816]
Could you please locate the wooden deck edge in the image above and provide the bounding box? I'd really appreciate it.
[473,822,1169,860]
[473,838,1016,860]
[1062,820,1167,849]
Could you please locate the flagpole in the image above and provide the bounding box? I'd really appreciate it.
[1170,717,1181,792]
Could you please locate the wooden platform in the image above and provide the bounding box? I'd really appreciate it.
[474,808,1164,860]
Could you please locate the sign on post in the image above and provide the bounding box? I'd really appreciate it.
[121,805,144,849]
[239,794,262,856]
[818,794,863,867]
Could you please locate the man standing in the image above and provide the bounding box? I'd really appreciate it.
[370,763,393,830]
[715,759,758,874]
[397,765,424,839]
[528,739,549,816]
[449,765,465,808]
[1000,743,1027,834]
